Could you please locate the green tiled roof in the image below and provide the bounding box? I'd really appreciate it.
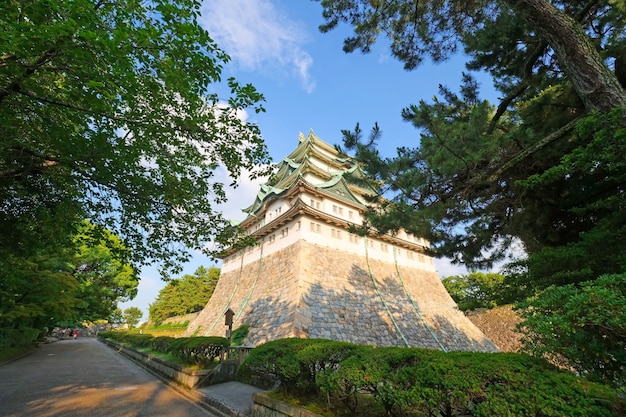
[243,130,376,216]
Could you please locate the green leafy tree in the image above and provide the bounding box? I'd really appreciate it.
[0,223,138,330]
[318,2,626,375]
[110,308,123,327]
[317,0,626,280]
[441,272,509,312]
[0,0,271,274]
[122,307,143,329]
[149,266,220,324]
[0,251,77,330]
[517,274,626,387]
[69,222,139,323]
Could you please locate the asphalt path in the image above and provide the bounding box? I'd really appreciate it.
[0,337,216,417]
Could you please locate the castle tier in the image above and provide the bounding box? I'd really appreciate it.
[185,131,497,352]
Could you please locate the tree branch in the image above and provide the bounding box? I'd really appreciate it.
[486,117,580,182]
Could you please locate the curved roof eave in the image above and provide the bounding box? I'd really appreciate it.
[218,198,431,258]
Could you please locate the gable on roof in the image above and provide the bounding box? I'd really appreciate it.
[242,130,378,217]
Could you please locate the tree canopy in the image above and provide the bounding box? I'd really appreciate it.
[0,0,271,274]
[318,0,626,285]
[441,272,511,312]
[0,222,138,329]
[122,307,143,329]
[149,266,220,324]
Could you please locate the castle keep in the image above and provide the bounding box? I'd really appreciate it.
[185,132,497,352]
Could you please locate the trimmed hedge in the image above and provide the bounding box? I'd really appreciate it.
[236,338,357,394]
[236,338,623,417]
[99,331,229,367]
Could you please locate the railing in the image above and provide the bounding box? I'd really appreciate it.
[220,346,254,365]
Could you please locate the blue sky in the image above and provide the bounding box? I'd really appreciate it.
[120,0,500,320]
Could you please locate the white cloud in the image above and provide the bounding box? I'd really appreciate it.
[200,0,315,93]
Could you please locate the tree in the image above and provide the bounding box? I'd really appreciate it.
[149,266,220,324]
[318,0,626,112]
[317,0,626,277]
[0,250,77,330]
[0,0,271,274]
[0,222,138,330]
[441,272,510,312]
[70,222,139,323]
[517,274,626,387]
[122,307,143,329]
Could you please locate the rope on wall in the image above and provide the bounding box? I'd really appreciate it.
[204,249,247,336]
[364,237,411,348]
[392,246,447,352]
[234,242,264,322]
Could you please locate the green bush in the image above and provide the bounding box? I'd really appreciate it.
[231,324,249,345]
[98,331,228,367]
[517,273,626,387]
[238,339,622,417]
[150,336,175,353]
[236,338,357,395]
[167,336,229,367]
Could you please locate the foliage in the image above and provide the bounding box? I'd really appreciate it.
[505,108,626,296]
[318,0,626,273]
[441,272,511,311]
[99,331,229,367]
[0,0,271,274]
[167,336,229,367]
[0,221,138,330]
[239,338,622,416]
[71,222,139,323]
[0,250,77,329]
[0,328,40,351]
[0,328,40,362]
[236,338,358,395]
[517,274,626,387]
[122,307,143,329]
[148,266,220,323]
[231,324,250,346]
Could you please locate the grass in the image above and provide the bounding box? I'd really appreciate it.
[138,325,187,338]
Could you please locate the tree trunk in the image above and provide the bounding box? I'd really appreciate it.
[504,0,626,112]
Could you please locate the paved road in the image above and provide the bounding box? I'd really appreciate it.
[0,337,216,417]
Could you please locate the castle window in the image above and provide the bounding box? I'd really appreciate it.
[349,234,359,244]
[268,234,276,243]
[295,221,301,230]
[367,239,375,248]
[407,251,414,260]
[332,205,343,215]
[310,222,321,233]
[380,243,389,252]
[348,210,354,219]
[280,227,289,238]
[331,228,341,239]
[310,199,321,209]
[418,254,425,262]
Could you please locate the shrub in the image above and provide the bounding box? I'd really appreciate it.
[517,273,626,386]
[98,331,228,367]
[236,338,357,395]
[238,338,622,416]
[167,336,229,367]
[231,324,249,345]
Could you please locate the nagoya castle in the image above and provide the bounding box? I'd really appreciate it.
[185,131,497,352]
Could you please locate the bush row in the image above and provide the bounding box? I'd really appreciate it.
[99,331,229,367]
[0,327,40,350]
[236,338,623,417]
